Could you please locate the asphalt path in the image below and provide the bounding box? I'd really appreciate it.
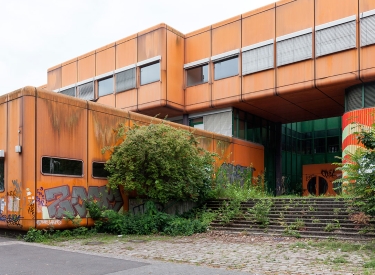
[0,237,251,275]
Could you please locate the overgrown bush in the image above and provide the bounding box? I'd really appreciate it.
[104,122,216,204]
[334,122,375,215]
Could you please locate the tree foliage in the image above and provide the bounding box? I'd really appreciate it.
[104,122,216,204]
[334,122,375,215]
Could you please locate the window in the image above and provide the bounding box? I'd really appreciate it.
[98,77,113,97]
[277,29,312,66]
[242,41,274,75]
[316,16,356,57]
[116,68,136,92]
[214,56,238,80]
[140,62,160,85]
[0,159,4,192]
[59,87,76,97]
[92,162,109,178]
[186,65,208,87]
[77,82,94,100]
[189,117,204,129]
[41,157,83,177]
[361,10,375,47]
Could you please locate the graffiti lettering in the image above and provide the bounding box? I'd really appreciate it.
[36,187,47,207]
[219,163,255,186]
[44,185,123,219]
[0,210,23,228]
[321,169,335,179]
[36,220,62,226]
[305,174,316,182]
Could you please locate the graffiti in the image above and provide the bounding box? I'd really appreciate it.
[36,187,47,207]
[218,163,255,186]
[44,185,123,219]
[0,211,23,228]
[36,219,62,226]
[26,188,35,219]
[7,180,22,212]
[321,169,336,179]
[129,199,163,215]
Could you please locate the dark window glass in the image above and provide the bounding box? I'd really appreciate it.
[327,136,340,153]
[98,77,113,97]
[116,68,136,92]
[187,65,208,87]
[302,139,312,154]
[214,56,238,80]
[314,138,326,154]
[92,162,109,178]
[140,62,160,85]
[0,159,4,192]
[41,157,83,177]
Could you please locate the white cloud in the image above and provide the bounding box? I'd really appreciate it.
[0,0,277,95]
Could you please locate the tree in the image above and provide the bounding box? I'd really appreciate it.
[334,122,375,215]
[104,122,216,204]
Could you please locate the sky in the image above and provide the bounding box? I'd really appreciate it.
[0,0,277,95]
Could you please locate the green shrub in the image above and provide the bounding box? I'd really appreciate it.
[24,227,45,242]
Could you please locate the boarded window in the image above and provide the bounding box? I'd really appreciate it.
[242,43,273,75]
[277,33,312,66]
[361,14,375,47]
[92,162,109,178]
[77,82,94,100]
[116,68,136,92]
[316,20,356,57]
[41,157,83,177]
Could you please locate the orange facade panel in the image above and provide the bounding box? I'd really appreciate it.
[47,67,62,90]
[138,81,163,109]
[116,89,137,110]
[166,30,184,109]
[96,46,115,76]
[212,76,240,107]
[315,0,358,26]
[116,39,137,69]
[212,20,241,56]
[276,61,315,94]
[78,54,95,82]
[242,70,275,96]
[242,8,275,47]
[61,60,77,87]
[185,30,211,64]
[97,94,115,107]
[137,27,166,63]
[185,84,211,112]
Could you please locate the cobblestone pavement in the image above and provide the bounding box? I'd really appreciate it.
[45,232,373,275]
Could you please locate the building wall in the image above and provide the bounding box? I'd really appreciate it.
[47,0,375,125]
[0,87,264,230]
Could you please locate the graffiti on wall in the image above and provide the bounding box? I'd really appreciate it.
[218,163,255,186]
[0,211,23,228]
[43,185,123,219]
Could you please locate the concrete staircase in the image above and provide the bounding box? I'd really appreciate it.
[206,198,375,240]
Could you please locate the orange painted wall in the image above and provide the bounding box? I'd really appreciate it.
[0,87,264,230]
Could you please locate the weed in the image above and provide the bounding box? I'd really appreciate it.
[332,256,349,264]
[325,220,341,232]
[364,259,375,268]
[247,198,273,228]
[333,208,341,215]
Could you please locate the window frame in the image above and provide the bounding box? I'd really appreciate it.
[213,55,239,81]
[41,156,84,177]
[97,76,114,97]
[115,65,137,93]
[185,64,209,88]
[92,161,109,179]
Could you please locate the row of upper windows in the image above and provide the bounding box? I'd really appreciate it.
[56,12,375,97]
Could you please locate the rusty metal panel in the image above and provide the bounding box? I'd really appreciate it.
[116,39,137,69]
[97,94,115,107]
[166,30,184,109]
[242,8,275,48]
[185,29,211,64]
[61,59,77,87]
[185,83,211,109]
[276,0,314,37]
[137,28,165,63]
[96,45,115,76]
[116,88,137,110]
[78,53,95,82]
[212,20,241,56]
[242,69,275,96]
[138,81,162,108]
[47,67,62,91]
[212,76,240,107]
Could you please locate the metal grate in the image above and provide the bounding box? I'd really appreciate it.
[59,87,75,97]
[277,33,312,66]
[242,43,273,75]
[77,82,94,101]
[116,68,136,93]
[346,85,362,111]
[316,20,356,57]
[361,15,375,47]
[365,83,375,108]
